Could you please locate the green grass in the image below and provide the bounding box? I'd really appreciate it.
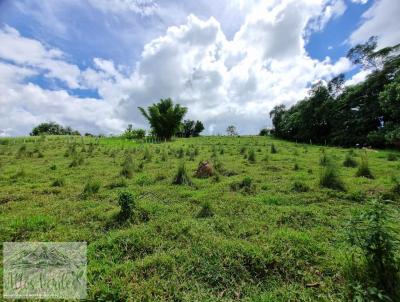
[0,135,399,301]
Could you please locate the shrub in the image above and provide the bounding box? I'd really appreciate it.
[69,153,85,167]
[197,202,214,218]
[16,145,27,159]
[319,151,331,166]
[118,191,135,221]
[346,200,399,301]
[120,154,134,178]
[82,180,101,197]
[344,152,358,167]
[293,163,299,171]
[143,148,152,162]
[172,162,192,185]
[240,147,246,155]
[248,149,256,163]
[270,143,277,154]
[356,154,374,179]
[51,178,65,187]
[292,181,310,192]
[319,163,346,191]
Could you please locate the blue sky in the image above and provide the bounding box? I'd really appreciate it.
[0,0,399,136]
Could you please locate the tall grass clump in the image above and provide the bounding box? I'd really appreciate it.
[387,153,398,161]
[270,143,277,154]
[16,145,27,159]
[81,179,101,198]
[196,202,214,218]
[118,191,135,221]
[120,154,134,178]
[172,162,192,185]
[319,162,346,191]
[346,200,399,301]
[143,147,152,162]
[319,150,331,166]
[356,153,374,179]
[343,151,358,167]
[248,149,256,163]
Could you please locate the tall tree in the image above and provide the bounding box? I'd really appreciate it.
[138,98,187,140]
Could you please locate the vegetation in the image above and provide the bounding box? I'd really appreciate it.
[270,38,400,148]
[138,98,188,140]
[178,120,205,137]
[122,124,146,140]
[0,135,399,301]
[30,122,80,136]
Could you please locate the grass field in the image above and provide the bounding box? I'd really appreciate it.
[0,136,399,301]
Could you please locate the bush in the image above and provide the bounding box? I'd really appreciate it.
[356,153,374,179]
[118,191,135,221]
[120,154,134,178]
[196,202,214,218]
[293,163,299,171]
[270,144,277,154]
[230,177,256,194]
[319,163,346,191]
[346,200,399,301]
[69,153,85,167]
[344,152,358,167]
[172,162,192,185]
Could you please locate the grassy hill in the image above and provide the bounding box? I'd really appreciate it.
[0,136,399,301]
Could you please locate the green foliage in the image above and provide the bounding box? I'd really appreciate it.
[344,152,358,167]
[387,153,398,161]
[247,149,256,163]
[347,200,399,301]
[270,143,277,154]
[172,162,192,185]
[319,162,346,191]
[30,122,80,136]
[51,178,65,187]
[292,181,309,192]
[179,120,205,137]
[118,191,135,221]
[356,153,374,179]
[69,153,85,167]
[120,154,134,178]
[138,98,187,140]
[196,202,214,218]
[230,177,256,194]
[81,179,101,197]
[122,124,146,140]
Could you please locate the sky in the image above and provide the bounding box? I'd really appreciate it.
[0,0,399,136]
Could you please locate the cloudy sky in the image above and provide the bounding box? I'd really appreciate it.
[0,0,399,136]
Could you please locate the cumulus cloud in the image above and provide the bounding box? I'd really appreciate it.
[350,0,400,48]
[0,0,353,136]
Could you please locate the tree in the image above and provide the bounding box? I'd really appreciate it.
[138,98,187,140]
[193,121,205,137]
[178,120,205,137]
[226,125,238,136]
[30,122,80,136]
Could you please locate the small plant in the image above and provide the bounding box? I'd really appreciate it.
[346,200,399,301]
[270,143,277,154]
[160,150,167,161]
[292,181,309,192]
[319,151,331,166]
[16,145,27,159]
[120,154,134,178]
[230,177,256,194]
[51,178,65,187]
[248,149,256,163]
[118,191,135,221]
[69,153,85,167]
[176,147,184,158]
[356,153,374,179]
[81,179,101,197]
[49,164,57,170]
[319,163,346,191]
[387,153,398,161]
[172,162,192,185]
[343,152,358,167]
[196,202,214,218]
[143,148,152,162]
[293,163,299,171]
[240,147,246,155]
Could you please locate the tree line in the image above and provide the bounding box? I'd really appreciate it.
[270,37,400,148]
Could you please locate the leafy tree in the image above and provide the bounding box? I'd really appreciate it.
[193,121,205,137]
[138,98,187,140]
[30,122,80,136]
[226,125,238,136]
[179,120,205,137]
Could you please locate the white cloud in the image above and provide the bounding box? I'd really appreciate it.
[351,0,368,4]
[350,0,400,48]
[87,0,157,15]
[0,0,353,136]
